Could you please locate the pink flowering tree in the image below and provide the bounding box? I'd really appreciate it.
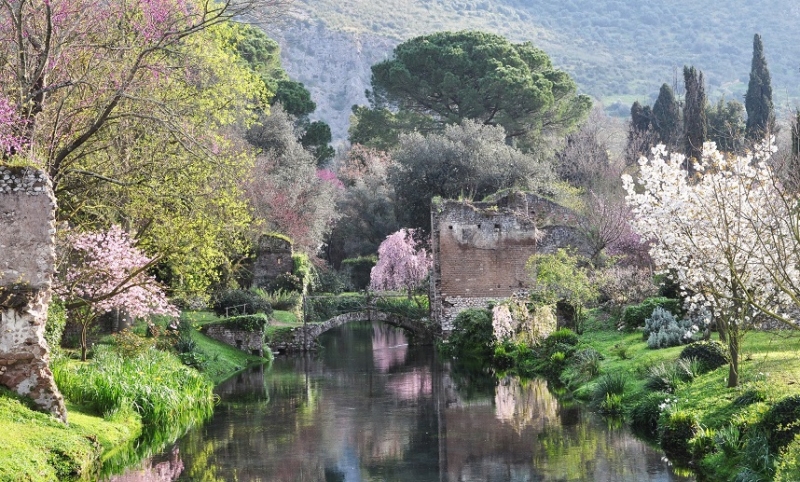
[0,95,26,158]
[370,229,432,298]
[55,226,178,360]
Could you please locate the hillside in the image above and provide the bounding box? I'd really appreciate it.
[254,0,800,141]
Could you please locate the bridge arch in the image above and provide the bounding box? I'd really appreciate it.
[270,310,436,353]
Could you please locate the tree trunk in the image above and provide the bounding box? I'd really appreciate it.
[80,323,88,362]
[727,328,740,388]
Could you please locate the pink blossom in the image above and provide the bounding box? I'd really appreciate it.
[316,169,344,189]
[0,96,27,156]
[55,225,178,320]
[370,229,431,295]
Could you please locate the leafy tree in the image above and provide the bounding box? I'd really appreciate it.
[706,98,745,153]
[324,145,399,267]
[745,34,775,143]
[273,80,317,118]
[626,101,655,162]
[389,120,556,231]
[230,23,287,93]
[370,30,591,143]
[244,104,342,253]
[370,229,431,297]
[55,226,177,361]
[0,95,26,158]
[526,249,598,334]
[348,104,437,151]
[301,120,335,166]
[556,108,613,191]
[683,66,707,165]
[651,83,681,149]
[623,140,800,387]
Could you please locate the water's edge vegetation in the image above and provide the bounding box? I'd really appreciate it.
[0,320,267,482]
[441,306,800,481]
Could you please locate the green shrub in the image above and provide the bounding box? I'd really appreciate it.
[775,435,800,482]
[443,309,494,359]
[561,348,602,388]
[544,328,579,347]
[660,409,699,464]
[110,329,154,358]
[313,268,347,294]
[45,297,67,351]
[600,393,625,415]
[644,307,697,349]
[212,289,272,317]
[261,288,301,311]
[680,340,730,373]
[304,294,368,321]
[715,424,745,458]
[592,372,627,407]
[375,295,429,319]
[341,256,377,291]
[644,359,697,393]
[220,314,269,332]
[268,273,304,294]
[760,395,800,452]
[621,296,682,331]
[689,426,717,461]
[630,392,672,437]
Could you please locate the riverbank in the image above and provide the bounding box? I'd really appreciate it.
[562,316,800,481]
[0,323,267,482]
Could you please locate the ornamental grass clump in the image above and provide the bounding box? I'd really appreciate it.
[53,345,214,433]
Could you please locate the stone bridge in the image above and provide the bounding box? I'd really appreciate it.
[267,310,437,353]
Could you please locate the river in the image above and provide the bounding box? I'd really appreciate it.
[110,321,693,481]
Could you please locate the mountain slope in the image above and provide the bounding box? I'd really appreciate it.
[256,0,800,141]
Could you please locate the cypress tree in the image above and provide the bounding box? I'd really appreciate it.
[793,110,800,160]
[683,66,707,166]
[652,83,680,148]
[745,34,775,142]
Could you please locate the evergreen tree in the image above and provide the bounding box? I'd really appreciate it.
[683,66,707,166]
[706,98,745,154]
[625,101,656,163]
[745,34,775,143]
[793,110,800,160]
[651,83,681,148]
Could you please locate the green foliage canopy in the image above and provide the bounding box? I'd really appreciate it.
[370,30,591,142]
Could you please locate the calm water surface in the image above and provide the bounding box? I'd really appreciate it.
[111,321,694,481]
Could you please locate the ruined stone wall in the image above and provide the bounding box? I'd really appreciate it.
[202,323,264,357]
[0,166,66,421]
[251,235,293,288]
[431,192,590,333]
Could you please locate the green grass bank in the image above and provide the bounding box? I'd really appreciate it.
[0,314,268,482]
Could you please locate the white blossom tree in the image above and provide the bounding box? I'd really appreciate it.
[370,229,431,298]
[623,139,800,387]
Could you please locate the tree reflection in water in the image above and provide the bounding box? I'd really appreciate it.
[108,321,692,482]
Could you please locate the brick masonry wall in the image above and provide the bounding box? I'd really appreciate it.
[431,192,591,333]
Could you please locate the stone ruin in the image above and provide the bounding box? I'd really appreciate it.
[251,234,293,288]
[430,191,591,333]
[0,166,67,422]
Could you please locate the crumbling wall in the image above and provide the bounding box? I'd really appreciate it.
[202,323,265,357]
[0,166,66,421]
[431,191,590,333]
[251,234,293,288]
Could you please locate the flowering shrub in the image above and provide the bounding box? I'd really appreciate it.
[370,229,431,296]
[624,139,800,386]
[55,226,177,360]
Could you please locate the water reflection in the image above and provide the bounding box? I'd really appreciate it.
[110,321,692,481]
